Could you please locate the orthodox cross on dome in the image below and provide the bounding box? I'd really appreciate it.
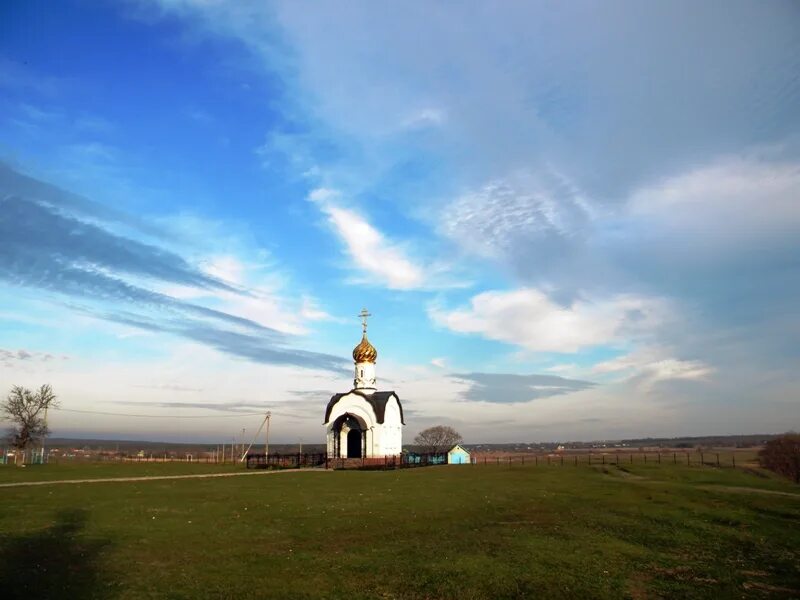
[358,308,371,334]
[353,308,377,364]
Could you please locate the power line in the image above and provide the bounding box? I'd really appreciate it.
[52,407,265,419]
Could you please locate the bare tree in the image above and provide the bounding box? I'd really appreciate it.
[759,433,800,484]
[2,385,58,456]
[414,425,462,455]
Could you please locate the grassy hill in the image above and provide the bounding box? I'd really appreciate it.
[1,462,798,599]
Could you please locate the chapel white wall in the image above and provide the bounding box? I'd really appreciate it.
[325,392,403,458]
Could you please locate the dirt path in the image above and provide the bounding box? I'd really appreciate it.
[0,468,330,488]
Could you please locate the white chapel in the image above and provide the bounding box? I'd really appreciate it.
[324,309,404,458]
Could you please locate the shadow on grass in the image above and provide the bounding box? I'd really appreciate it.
[0,509,115,599]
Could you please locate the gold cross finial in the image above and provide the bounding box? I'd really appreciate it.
[358,308,371,334]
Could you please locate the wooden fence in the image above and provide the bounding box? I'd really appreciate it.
[470,452,748,468]
[244,451,749,470]
[2,449,755,470]
[245,452,450,470]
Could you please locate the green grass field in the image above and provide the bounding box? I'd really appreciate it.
[1,462,798,599]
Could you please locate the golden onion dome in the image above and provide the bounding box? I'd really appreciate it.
[352,333,377,363]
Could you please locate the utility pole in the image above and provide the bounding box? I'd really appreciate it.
[265,411,271,457]
[239,410,271,463]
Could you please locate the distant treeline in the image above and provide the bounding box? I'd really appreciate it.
[467,434,780,451]
[42,438,325,455]
[39,433,782,455]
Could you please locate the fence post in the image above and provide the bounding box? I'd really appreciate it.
[484,456,487,465]
[732,454,736,468]
[644,454,647,464]
[673,453,676,464]
[574,456,577,467]
[716,453,720,467]
[535,455,538,466]
[602,455,605,465]
[700,452,704,466]
[687,452,690,466]
[588,454,591,465]
[658,453,661,464]
[615,454,619,465]
[630,454,633,464]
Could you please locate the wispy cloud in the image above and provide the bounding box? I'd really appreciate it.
[0,164,344,372]
[626,156,800,246]
[592,348,714,392]
[308,187,452,290]
[132,384,203,393]
[402,107,446,130]
[430,288,665,354]
[117,400,268,414]
[1,196,237,294]
[287,389,335,400]
[0,162,165,237]
[451,372,594,403]
[299,296,341,323]
[0,348,68,366]
[255,130,320,176]
[439,169,596,261]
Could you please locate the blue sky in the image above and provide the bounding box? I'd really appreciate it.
[1,0,798,443]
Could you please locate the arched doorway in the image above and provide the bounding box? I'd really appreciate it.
[347,429,362,458]
[331,413,366,458]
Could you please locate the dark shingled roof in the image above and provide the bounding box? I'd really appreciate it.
[324,390,404,425]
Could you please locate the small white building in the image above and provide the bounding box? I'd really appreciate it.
[447,444,471,464]
[324,309,404,458]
